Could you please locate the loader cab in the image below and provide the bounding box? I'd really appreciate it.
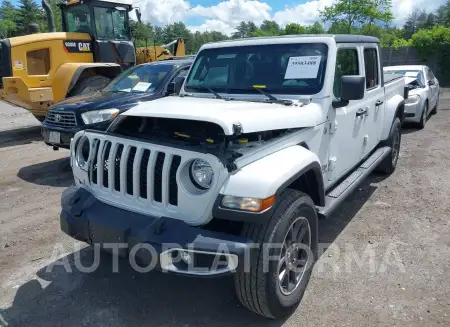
[61,0,136,68]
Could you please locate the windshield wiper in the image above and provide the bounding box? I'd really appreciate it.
[191,85,224,100]
[231,87,293,105]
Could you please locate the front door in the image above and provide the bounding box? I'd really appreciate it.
[361,46,384,157]
[327,45,365,183]
[426,68,439,108]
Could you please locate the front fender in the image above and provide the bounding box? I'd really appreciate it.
[52,63,121,102]
[219,145,322,200]
[381,94,404,141]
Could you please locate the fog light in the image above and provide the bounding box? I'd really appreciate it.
[180,250,193,265]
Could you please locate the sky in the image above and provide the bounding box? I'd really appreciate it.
[132,0,447,35]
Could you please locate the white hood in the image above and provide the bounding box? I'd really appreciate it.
[123,96,325,135]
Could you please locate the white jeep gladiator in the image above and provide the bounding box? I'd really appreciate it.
[61,35,407,319]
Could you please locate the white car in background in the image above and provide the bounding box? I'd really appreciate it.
[384,65,440,128]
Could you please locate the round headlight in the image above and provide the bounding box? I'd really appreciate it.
[190,159,214,189]
[76,136,90,169]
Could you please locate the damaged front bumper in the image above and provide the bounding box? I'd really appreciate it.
[60,186,253,276]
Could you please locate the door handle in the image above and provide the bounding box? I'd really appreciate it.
[356,108,367,117]
[375,100,384,106]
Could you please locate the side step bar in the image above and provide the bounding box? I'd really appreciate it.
[318,146,391,218]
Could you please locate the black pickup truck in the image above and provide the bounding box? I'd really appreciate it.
[42,58,193,150]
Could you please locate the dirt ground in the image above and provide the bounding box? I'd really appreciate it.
[0,91,450,327]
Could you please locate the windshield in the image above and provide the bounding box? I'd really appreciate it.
[105,64,174,93]
[185,43,328,95]
[385,70,425,86]
[94,6,130,40]
[65,4,92,34]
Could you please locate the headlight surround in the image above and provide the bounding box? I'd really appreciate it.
[405,94,420,105]
[81,109,120,125]
[189,159,214,189]
[75,136,90,170]
[221,195,276,212]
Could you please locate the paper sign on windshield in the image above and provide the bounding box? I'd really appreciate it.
[132,82,152,92]
[284,56,321,79]
[405,72,419,77]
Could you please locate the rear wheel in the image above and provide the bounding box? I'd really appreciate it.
[376,117,401,175]
[69,75,111,97]
[234,189,318,319]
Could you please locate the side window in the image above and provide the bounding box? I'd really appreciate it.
[27,49,50,75]
[65,5,92,33]
[175,67,189,79]
[334,48,359,98]
[364,48,379,89]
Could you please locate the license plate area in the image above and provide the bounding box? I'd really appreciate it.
[49,131,61,144]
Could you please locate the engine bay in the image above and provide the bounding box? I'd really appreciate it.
[111,116,291,147]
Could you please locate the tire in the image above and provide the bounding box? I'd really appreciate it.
[69,75,111,97]
[234,189,318,319]
[431,95,439,115]
[376,117,401,175]
[417,101,428,129]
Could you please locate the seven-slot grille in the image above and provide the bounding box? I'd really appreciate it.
[45,111,77,127]
[88,139,182,206]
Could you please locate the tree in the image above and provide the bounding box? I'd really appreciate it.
[48,0,62,32]
[130,21,154,47]
[305,22,326,34]
[0,0,16,21]
[328,21,356,33]
[16,0,45,35]
[435,0,450,26]
[0,0,17,36]
[0,19,16,38]
[253,20,281,36]
[403,9,421,38]
[321,0,392,34]
[284,23,305,35]
[232,21,257,38]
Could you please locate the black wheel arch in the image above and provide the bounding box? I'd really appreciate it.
[276,161,325,207]
[66,64,122,97]
[212,161,325,225]
[395,100,405,124]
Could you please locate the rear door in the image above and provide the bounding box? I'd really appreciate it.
[361,46,384,158]
[327,45,366,182]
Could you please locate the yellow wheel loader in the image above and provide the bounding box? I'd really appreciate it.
[0,0,186,121]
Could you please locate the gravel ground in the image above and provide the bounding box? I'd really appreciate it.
[0,91,450,327]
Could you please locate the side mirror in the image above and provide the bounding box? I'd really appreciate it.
[428,79,436,86]
[340,75,365,101]
[169,76,185,95]
[167,77,184,95]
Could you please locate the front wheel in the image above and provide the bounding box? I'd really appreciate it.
[376,117,401,175]
[234,189,318,319]
[418,101,428,129]
[431,95,439,115]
